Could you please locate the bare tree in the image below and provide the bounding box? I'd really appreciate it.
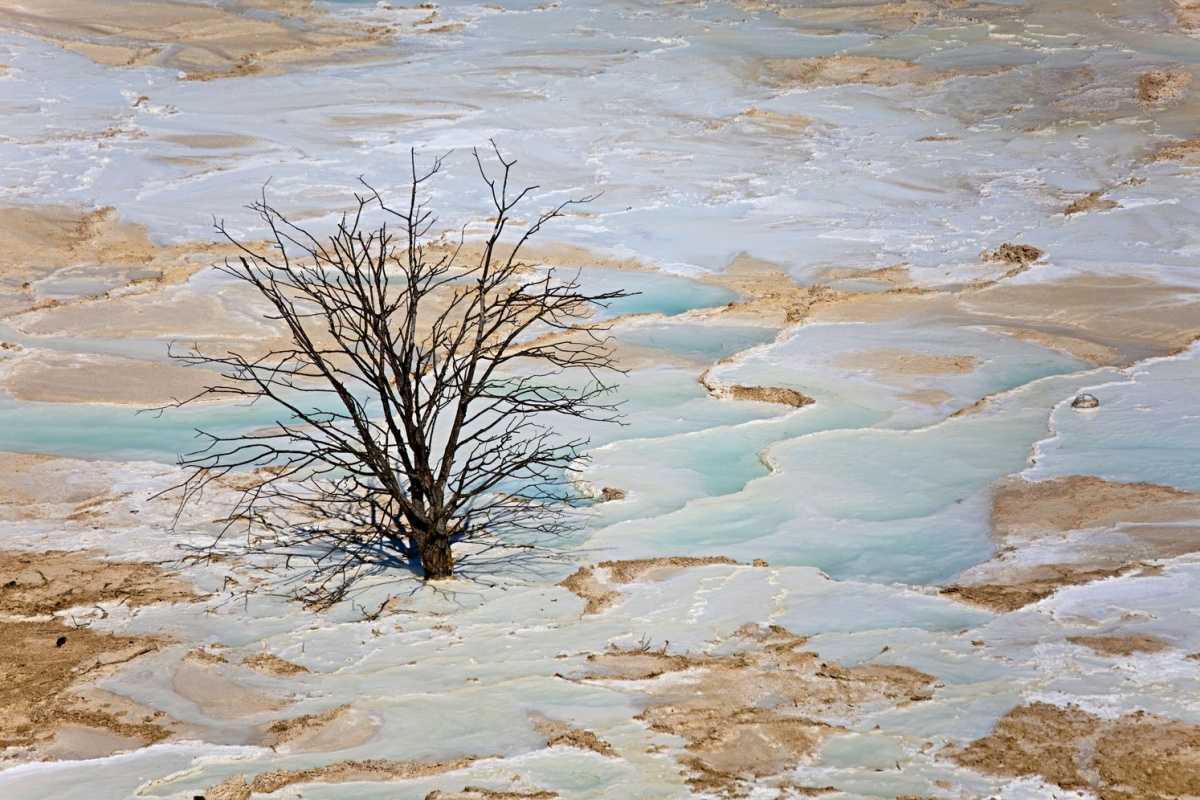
[161,145,630,605]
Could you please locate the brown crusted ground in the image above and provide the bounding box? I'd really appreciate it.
[204,756,485,799]
[0,551,195,753]
[1068,634,1171,657]
[944,476,1200,611]
[0,618,168,750]
[990,476,1200,540]
[0,550,195,615]
[1137,68,1192,105]
[578,624,937,797]
[942,564,1140,612]
[243,652,310,676]
[531,715,616,757]
[559,557,745,614]
[727,385,814,407]
[981,243,1043,267]
[953,702,1200,799]
[425,789,558,800]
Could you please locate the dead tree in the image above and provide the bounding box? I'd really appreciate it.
[162,145,630,604]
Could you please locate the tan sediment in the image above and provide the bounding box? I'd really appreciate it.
[0,548,189,753]
[0,618,168,750]
[578,624,937,797]
[990,476,1200,541]
[0,453,121,523]
[531,715,616,757]
[557,566,619,615]
[959,274,1200,363]
[3,351,220,405]
[754,55,976,89]
[0,0,415,81]
[203,756,484,798]
[953,702,1200,799]
[942,564,1141,612]
[260,704,379,752]
[698,253,849,327]
[159,133,261,149]
[734,0,1010,33]
[993,328,1121,366]
[1063,189,1120,216]
[1152,136,1200,164]
[599,487,627,502]
[835,348,977,376]
[726,385,815,407]
[727,107,816,133]
[1137,68,1192,106]
[1067,634,1171,657]
[243,652,310,676]
[814,264,913,289]
[172,659,289,719]
[0,204,246,317]
[1171,0,1200,31]
[559,556,743,614]
[944,476,1200,611]
[900,389,954,406]
[980,243,1042,268]
[0,549,195,615]
[426,789,558,800]
[600,555,741,584]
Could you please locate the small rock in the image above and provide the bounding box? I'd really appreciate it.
[1071,393,1100,410]
[599,487,626,502]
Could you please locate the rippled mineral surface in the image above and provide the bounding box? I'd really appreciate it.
[2,1,1200,798]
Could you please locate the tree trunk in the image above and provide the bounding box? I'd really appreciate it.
[418,531,454,579]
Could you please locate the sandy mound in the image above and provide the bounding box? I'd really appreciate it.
[1137,68,1192,105]
[953,702,1200,798]
[577,624,937,797]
